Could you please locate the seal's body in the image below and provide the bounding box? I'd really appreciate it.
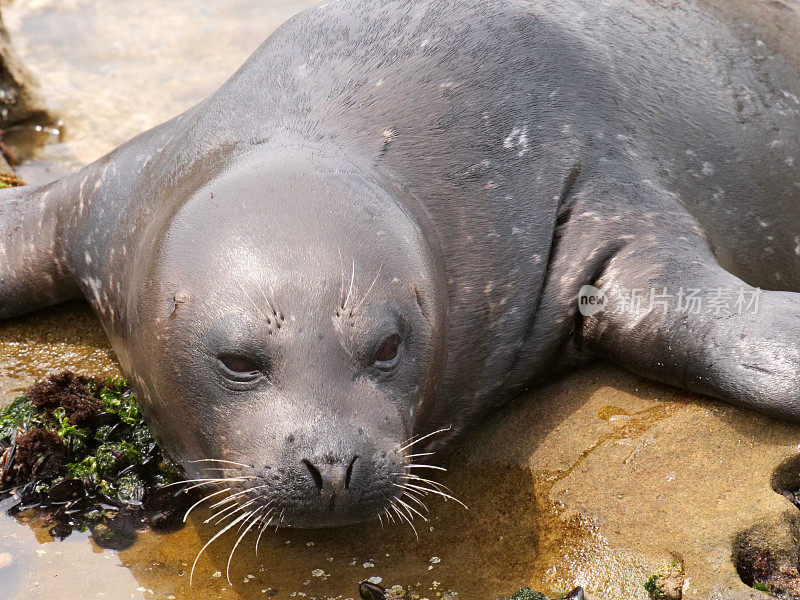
[2,0,800,526]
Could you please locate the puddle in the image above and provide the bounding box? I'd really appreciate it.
[0,461,546,600]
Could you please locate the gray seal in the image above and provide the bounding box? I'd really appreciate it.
[1,0,800,528]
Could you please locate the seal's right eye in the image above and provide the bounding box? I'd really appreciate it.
[218,353,262,382]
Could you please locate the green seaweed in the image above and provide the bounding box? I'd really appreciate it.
[0,372,185,547]
[644,575,663,596]
[0,395,40,439]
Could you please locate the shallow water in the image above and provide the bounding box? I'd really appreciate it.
[0,2,620,599]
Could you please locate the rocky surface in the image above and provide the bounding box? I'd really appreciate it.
[453,365,800,599]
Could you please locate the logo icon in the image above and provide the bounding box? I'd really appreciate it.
[578,285,607,316]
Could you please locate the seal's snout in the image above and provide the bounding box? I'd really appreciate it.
[301,454,358,510]
[252,430,403,528]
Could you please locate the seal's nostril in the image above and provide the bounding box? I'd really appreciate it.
[303,459,323,491]
[345,455,358,489]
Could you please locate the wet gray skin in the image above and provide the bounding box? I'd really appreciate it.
[2,0,800,531]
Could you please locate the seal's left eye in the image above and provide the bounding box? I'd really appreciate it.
[374,334,401,369]
[218,354,262,381]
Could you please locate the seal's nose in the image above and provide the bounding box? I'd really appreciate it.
[302,456,358,510]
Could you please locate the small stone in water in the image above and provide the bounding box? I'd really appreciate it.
[363,562,375,568]
[429,557,441,564]
[212,571,222,578]
[367,576,383,584]
[312,569,326,577]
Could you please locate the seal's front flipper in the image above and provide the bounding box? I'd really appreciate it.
[579,222,800,421]
[0,180,80,319]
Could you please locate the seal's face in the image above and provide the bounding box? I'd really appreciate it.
[135,150,447,527]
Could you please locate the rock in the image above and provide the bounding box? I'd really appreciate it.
[453,364,800,600]
[0,11,53,132]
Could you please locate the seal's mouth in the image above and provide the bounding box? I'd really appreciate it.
[180,427,465,584]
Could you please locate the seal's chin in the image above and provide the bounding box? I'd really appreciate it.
[267,496,392,529]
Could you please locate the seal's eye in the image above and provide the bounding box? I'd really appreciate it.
[218,353,262,382]
[374,334,401,369]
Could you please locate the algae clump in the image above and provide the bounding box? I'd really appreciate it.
[0,372,185,548]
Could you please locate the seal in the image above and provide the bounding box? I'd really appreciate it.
[1,0,800,528]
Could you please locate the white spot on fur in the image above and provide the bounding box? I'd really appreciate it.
[503,126,529,157]
[783,90,800,105]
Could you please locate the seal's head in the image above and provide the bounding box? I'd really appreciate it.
[131,145,448,527]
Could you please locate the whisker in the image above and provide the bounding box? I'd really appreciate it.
[238,281,272,324]
[276,509,286,532]
[390,500,418,539]
[217,499,258,525]
[204,502,241,525]
[181,478,253,494]
[190,511,251,585]
[338,248,346,308]
[398,473,453,492]
[395,496,428,522]
[207,498,255,525]
[255,509,275,556]
[352,264,382,314]
[397,488,430,513]
[343,258,355,310]
[209,484,271,510]
[253,279,277,317]
[398,426,452,452]
[160,476,253,490]
[399,482,468,509]
[188,459,253,469]
[184,488,232,523]
[227,507,265,585]
[404,464,447,472]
